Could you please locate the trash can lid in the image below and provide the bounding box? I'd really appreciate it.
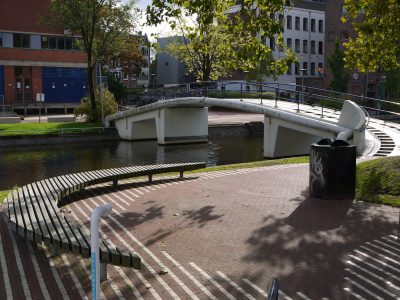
[331,139,350,147]
[316,138,334,146]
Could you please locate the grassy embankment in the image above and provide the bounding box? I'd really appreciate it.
[0,122,103,136]
[356,156,400,207]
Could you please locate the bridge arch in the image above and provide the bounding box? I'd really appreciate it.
[106,97,366,159]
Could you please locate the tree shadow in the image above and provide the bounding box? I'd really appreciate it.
[243,188,399,298]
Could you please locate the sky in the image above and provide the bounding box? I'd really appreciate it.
[134,0,174,41]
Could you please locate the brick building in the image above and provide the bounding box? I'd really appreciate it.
[324,0,383,97]
[0,0,87,113]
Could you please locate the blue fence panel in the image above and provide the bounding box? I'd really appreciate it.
[0,66,4,98]
[42,67,88,103]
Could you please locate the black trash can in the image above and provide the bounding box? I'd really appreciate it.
[309,138,356,200]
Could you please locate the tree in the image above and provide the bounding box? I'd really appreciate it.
[106,73,128,101]
[147,0,295,81]
[45,0,139,119]
[327,39,349,93]
[342,0,400,72]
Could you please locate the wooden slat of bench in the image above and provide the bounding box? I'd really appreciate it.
[77,224,109,263]
[63,216,90,258]
[58,175,78,195]
[34,181,72,251]
[17,188,39,242]
[40,179,81,254]
[30,182,64,248]
[66,174,85,188]
[53,176,73,198]
[23,185,53,245]
[9,189,26,236]
[61,175,82,194]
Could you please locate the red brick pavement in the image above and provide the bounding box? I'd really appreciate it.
[1,164,399,299]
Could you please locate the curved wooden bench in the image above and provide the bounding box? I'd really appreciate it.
[2,162,206,272]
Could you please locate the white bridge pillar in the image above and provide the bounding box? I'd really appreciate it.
[114,107,208,145]
[264,116,334,158]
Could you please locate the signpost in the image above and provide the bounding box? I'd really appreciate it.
[91,203,113,300]
[36,93,45,123]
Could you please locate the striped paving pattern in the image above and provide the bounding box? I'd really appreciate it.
[1,165,399,299]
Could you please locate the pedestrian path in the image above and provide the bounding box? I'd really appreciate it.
[1,165,399,299]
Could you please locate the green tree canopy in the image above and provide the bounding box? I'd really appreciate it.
[45,0,140,118]
[342,0,400,73]
[327,39,349,93]
[147,0,295,81]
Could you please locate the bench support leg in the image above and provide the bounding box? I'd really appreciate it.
[100,263,108,281]
[180,171,184,179]
[113,179,118,188]
[149,174,152,183]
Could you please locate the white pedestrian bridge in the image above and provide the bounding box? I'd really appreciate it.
[106,97,367,159]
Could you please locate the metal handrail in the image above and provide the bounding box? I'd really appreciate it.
[267,277,279,300]
[126,81,400,121]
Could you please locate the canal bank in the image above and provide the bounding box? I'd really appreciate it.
[0,121,264,148]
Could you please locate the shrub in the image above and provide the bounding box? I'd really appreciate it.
[75,88,118,122]
[356,157,400,206]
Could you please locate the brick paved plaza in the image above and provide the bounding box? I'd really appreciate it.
[1,164,399,299]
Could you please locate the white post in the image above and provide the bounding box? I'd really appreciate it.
[91,203,112,300]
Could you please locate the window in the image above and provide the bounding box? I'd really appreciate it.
[311,62,316,76]
[270,37,275,51]
[41,36,48,49]
[295,62,300,75]
[295,16,300,30]
[318,41,323,54]
[124,73,128,80]
[15,66,23,77]
[311,19,316,32]
[57,37,65,49]
[318,63,324,75]
[311,40,316,54]
[279,14,284,25]
[318,20,324,33]
[302,62,308,75]
[287,15,292,29]
[65,38,73,50]
[49,37,56,49]
[287,63,292,75]
[303,18,308,31]
[0,33,2,47]
[287,38,292,49]
[295,39,300,52]
[13,33,30,48]
[303,40,308,53]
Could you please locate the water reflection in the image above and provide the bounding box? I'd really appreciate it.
[0,134,263,190]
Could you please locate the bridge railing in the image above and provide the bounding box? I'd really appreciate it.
[123,81,399,125]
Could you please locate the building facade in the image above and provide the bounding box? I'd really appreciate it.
[156,36,190,87]
[268,1,326,87]
[324,0,382,97]
[113,34,151,89]
[0,0,88,110]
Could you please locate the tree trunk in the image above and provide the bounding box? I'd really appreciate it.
[87,63,97,115]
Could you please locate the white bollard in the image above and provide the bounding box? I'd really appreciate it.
[91,203,112,300]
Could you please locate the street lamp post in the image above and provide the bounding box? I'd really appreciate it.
[151,73,156,89]
[299,68,307,112]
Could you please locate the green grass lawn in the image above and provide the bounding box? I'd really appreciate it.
[0,190,9,205]
[356,156,400,207]
[0,122,104,136]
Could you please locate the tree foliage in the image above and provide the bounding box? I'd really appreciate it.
[342,0,400,73]
[75,88,118,122]
[45,0,140,119]
[327,39,349,93]
[147,0,295,81]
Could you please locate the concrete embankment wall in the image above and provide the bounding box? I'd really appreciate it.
[0,122,263,148]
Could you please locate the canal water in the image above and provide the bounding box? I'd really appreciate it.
[0,134,263,190]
